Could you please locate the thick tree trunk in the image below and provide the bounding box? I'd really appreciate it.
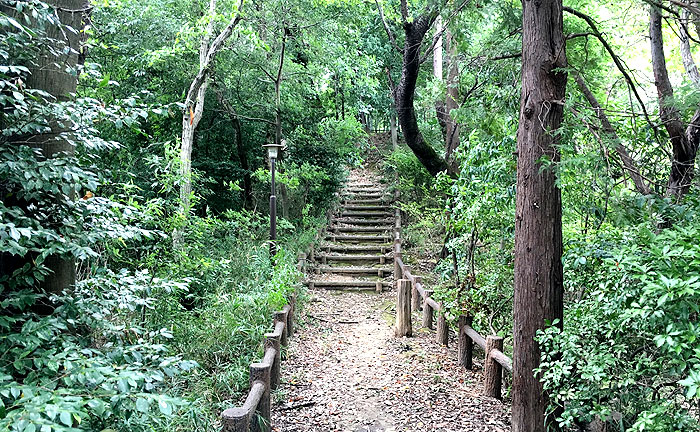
[395,16,449,176]
[23,0,88,293]
[513,0,566,430]
[650,7,699,199]
[444,30,460,175]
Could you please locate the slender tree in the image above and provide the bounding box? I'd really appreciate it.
[649,5,700,200]
[178,0,243,227]
[512,0,567,430]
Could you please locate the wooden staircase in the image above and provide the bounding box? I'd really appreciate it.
[306,178,395,292]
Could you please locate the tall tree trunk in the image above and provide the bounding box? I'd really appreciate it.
[513,0,566,430]
[395,15,449,176]
[650,6,699,199]
[179,0,217,222]
[390,111,398,149]
[444,30,460,175]
[433,16,448,139]
[215,88,253,208]
[176,0,243,237]
[23,0,88,293]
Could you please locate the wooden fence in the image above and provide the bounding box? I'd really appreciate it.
[219,197,340,431]
[392,191,513,400]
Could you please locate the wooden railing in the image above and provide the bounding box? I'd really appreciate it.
[220,243,317,431]
[392,191,512,400]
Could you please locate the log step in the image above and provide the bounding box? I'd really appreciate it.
[343,205,390,211]
[332,218,392,225]
[324,245,391,252]
[341,211,393,218]
[343,199,387,205]
[317,253,391,262]
[318,266,392,275]
[341,193,385,199]
[332,226,393,233]
[306,280,392,291]
[325,234,392,242]
[345,187,384,193]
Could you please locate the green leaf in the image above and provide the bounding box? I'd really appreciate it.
[135,397,149,413]
[59,411,72,426]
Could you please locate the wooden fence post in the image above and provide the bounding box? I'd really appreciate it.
[395,279,412,337]
[250,363,271,432]
[458,315,473,369]
[422,290,434,329]
[436,303,448,346]
[287,295,296,336]
[221,407,250,432]
[411,276,422,311]
[484,335,503,399]
[274,310,288,347]
[265,332,281,390]
[393,238,402,282]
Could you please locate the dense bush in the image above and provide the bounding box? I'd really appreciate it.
[537,204,700,431]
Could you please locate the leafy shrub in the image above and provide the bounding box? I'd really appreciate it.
[537,219,700,431]
[0,270,196,432]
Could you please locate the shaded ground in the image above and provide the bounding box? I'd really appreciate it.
[270,289,511,432]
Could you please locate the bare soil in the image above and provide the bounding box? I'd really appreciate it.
[270,289,511,432]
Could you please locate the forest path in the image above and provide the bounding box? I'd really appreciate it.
[270,168,511,431]
[269,289,511,431]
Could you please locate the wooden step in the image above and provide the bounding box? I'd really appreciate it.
[332,226,393,233]
[345,187,384,193]
[343,199,387,205]
[317,253,390,262]
[332,217,392,225]
[324,245,391,253]
[347,183,376,188]
[306,280,392,292]
[341,211,393,218]
[342,192,385,199]
[325,234,392,242]
[318,266,392,275]
[343,205,389,211]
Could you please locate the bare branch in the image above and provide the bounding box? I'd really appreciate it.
[564,6,662,146]
[575,73,652,195]
[375,0,402,53]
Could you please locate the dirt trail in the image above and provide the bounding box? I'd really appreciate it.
[270,289,511,432]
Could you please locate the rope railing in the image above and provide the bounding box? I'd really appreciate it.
[392,191,512,400]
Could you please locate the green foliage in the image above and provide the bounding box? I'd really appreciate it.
[537,211,700,431]
[0,271,195,432]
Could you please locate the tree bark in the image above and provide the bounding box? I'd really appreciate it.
[679,9,700,87]
[23,0,88,293]
[433,16,448,140]
[395,14,449,176]
[650,6,699,199]
[513,0,566,430]
[444,30,460,175]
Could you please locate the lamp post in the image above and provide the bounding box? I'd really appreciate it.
[263,143,284,257]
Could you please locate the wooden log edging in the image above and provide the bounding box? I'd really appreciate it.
[392,190,513,399]
[221,250,306,431]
